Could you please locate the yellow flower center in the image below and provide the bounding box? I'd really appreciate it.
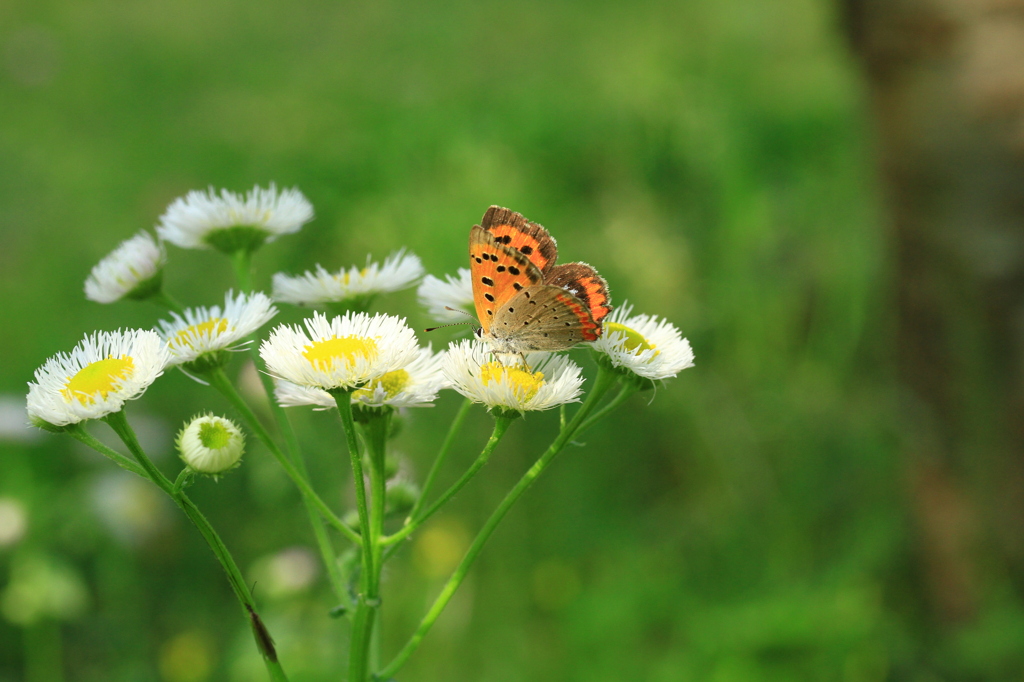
[198,421,232,450]
[605,322,659,357]
[171,318,229,349]
[62,356,135,404]
[335,268,369,286]
[354,369,410,401]
[303,336,379,370]
[480,362,545,402]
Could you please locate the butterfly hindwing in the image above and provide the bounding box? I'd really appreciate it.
[491,284,602,351]
[544,262,611,327]
[470,225,544,335]
[480,206,559,275]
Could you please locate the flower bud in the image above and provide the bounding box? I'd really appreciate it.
[386,480,420,517]
[176,415,244,476]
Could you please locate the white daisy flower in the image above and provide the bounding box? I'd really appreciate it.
[272,250,424,307]
[156,183,314,252]
[589,303,694,380]
[260,311,420,392]
[27,330,169,428]
[442,340,583,412]
[417,268,475,323]
[274,345,446,409]
[84,231,166,304]
[177,414,245,475]
[157,291,277,366]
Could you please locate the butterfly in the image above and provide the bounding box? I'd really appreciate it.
[469,206,611,356]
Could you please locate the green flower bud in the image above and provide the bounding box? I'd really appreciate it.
[176,414,244,476]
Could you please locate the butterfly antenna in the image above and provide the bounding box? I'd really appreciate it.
[424,307,479,333]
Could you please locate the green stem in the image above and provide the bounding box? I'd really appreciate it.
[65,424,146,477]
[360,411,391,676]
[375,367,619,680]
[172,467,192,494]
[206,368,361,546]
[405,398,473,524]
[232,249,254,293]
[334,392,376,682]
[575,382,639,437]
[383,416,512,547]
[228,258,349,606]
[103,411,288,682]
[150,290,185,314]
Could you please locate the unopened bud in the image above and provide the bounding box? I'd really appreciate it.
[176,415,244,476]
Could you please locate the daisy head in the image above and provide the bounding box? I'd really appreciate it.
[417,268,475,324]
[156,183,314,254]
[442,340,583,414]
[157,291,277,371]
[272,250,424,310]
[260,311,420,393]
[85,231,166,304]
[27,330,169,428]
[589,303,694,381]
[177,414,245,476]
[274,344,446,410]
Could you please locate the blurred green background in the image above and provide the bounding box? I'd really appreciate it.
[2,0,1020,680]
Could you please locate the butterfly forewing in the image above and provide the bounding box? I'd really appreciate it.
[480,206,559,274]
[470,226,544,335]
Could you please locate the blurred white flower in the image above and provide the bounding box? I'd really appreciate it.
[417,268,475,323]
[273,250,424,306]
[85,231,166,304]
[156,183,313,251]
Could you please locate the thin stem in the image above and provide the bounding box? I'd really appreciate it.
[375,367,619,680]
[383,416,512,547]
[103,411,289,682]
[206,367,361,546]
[334,393,377,682]
[228,259,349,605]
[231,249,254,293]
[575,382,639,437]
[65,424,146,477]
[405,398,473,523]
[359,411,391,677]
[172,468,192,494]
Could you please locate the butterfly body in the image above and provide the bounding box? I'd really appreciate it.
[470,207,610,356]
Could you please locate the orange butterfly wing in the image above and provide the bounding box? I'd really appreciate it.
[544,262,611,329]
[469,226,544,335]
[480,206,559,275]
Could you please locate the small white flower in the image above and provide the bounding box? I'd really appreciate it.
[417,268,475,323]
[442,340,583,412]
[84,231,166,304]
[177,414,244,475]
[589,303,694,380]
[157,291,277,366]
[272,250,424,307]
[27,330,169,427]
[156,183,314,251]
[261,311,420,391]
[274,345,446,409]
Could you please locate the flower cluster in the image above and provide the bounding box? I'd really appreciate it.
[27,185,698,682]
